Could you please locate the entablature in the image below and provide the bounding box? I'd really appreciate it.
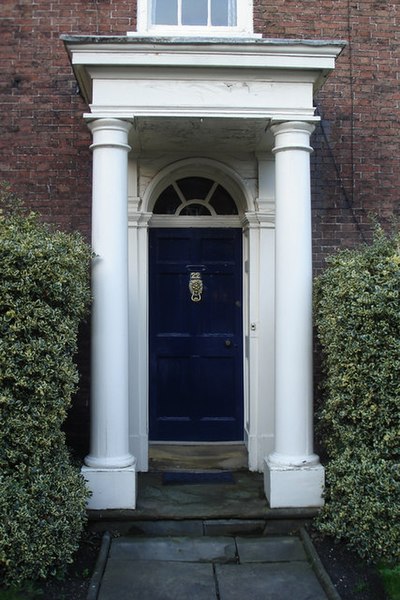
[62,36,345,154]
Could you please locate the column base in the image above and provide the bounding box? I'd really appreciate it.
[264,458,324,508]
[82,463,137,510]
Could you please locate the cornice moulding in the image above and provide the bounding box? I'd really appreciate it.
[62,36,345,69]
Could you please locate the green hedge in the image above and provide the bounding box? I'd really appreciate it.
[314,228,400,563]
[0,188,92,584]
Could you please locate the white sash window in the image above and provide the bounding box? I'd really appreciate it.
[133,0,256,37]
[153,0,237,27]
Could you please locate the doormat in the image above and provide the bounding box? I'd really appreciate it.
[162,471,235,485]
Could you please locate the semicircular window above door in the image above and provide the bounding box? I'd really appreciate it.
[153,177,239,216]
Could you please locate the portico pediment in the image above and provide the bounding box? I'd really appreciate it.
[63,36,344,153]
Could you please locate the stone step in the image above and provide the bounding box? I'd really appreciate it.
[110,536,237,563]
[128,518,266,537]
[87,471,320,525]
[90,516,313,537]
[109,535,307,564]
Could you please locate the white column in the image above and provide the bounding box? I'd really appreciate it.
[82,118,137,510]
[264,121,324,508]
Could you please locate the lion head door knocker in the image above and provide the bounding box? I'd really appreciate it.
[189,272,203,302]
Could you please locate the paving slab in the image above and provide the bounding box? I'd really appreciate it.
[236,536,307,563]
[110,536,237,563]
[94,532,331,600]
[98,560,216,600]
[216,562,328,600]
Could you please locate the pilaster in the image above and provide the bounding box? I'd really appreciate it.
[242,212,275,471]
[128,210,152,471]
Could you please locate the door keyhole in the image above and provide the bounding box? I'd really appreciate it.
[225,339,232,348]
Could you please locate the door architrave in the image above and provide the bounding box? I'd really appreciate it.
[127,157,275,473]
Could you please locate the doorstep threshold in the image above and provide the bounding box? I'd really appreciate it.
[148,442,248,471]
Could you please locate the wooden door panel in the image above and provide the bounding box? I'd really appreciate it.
[149,228,243,441]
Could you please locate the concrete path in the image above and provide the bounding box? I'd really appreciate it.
[97,534,329,599]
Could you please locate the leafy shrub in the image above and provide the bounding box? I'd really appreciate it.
[378,563,400,600]
[314,227,400,563]
[0,187,92,584]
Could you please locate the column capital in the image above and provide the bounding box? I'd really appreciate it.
[271,121,315,155]
[270,119,317,132]
[128,210,152,227]
[88,118,133,152]
[242,211,274,229]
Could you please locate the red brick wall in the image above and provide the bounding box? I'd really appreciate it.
[254,0,399,268]
[0,1,137,237]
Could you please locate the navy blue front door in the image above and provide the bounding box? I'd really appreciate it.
[149,228,243,441]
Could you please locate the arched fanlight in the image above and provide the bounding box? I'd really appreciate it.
[153,177,238,216]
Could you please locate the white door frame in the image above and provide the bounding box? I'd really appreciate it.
[127,156,276,473]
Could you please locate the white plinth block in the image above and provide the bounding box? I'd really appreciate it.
[82,464,137,510]
[264,458,325,508]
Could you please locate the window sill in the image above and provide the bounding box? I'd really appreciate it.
[127,29,262,39]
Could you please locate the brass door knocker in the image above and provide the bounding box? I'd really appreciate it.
[189,272,203,302]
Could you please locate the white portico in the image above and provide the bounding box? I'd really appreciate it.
[63,36,344,510]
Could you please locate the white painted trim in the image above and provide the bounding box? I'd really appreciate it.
[128,28,261,39]
[242,211,275,471]
[63,38,345,109]
[66,41,345,70]
[86,108,319,121]
[248,433,274,469]
[128,210,152,471]
[150,215,242,228]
